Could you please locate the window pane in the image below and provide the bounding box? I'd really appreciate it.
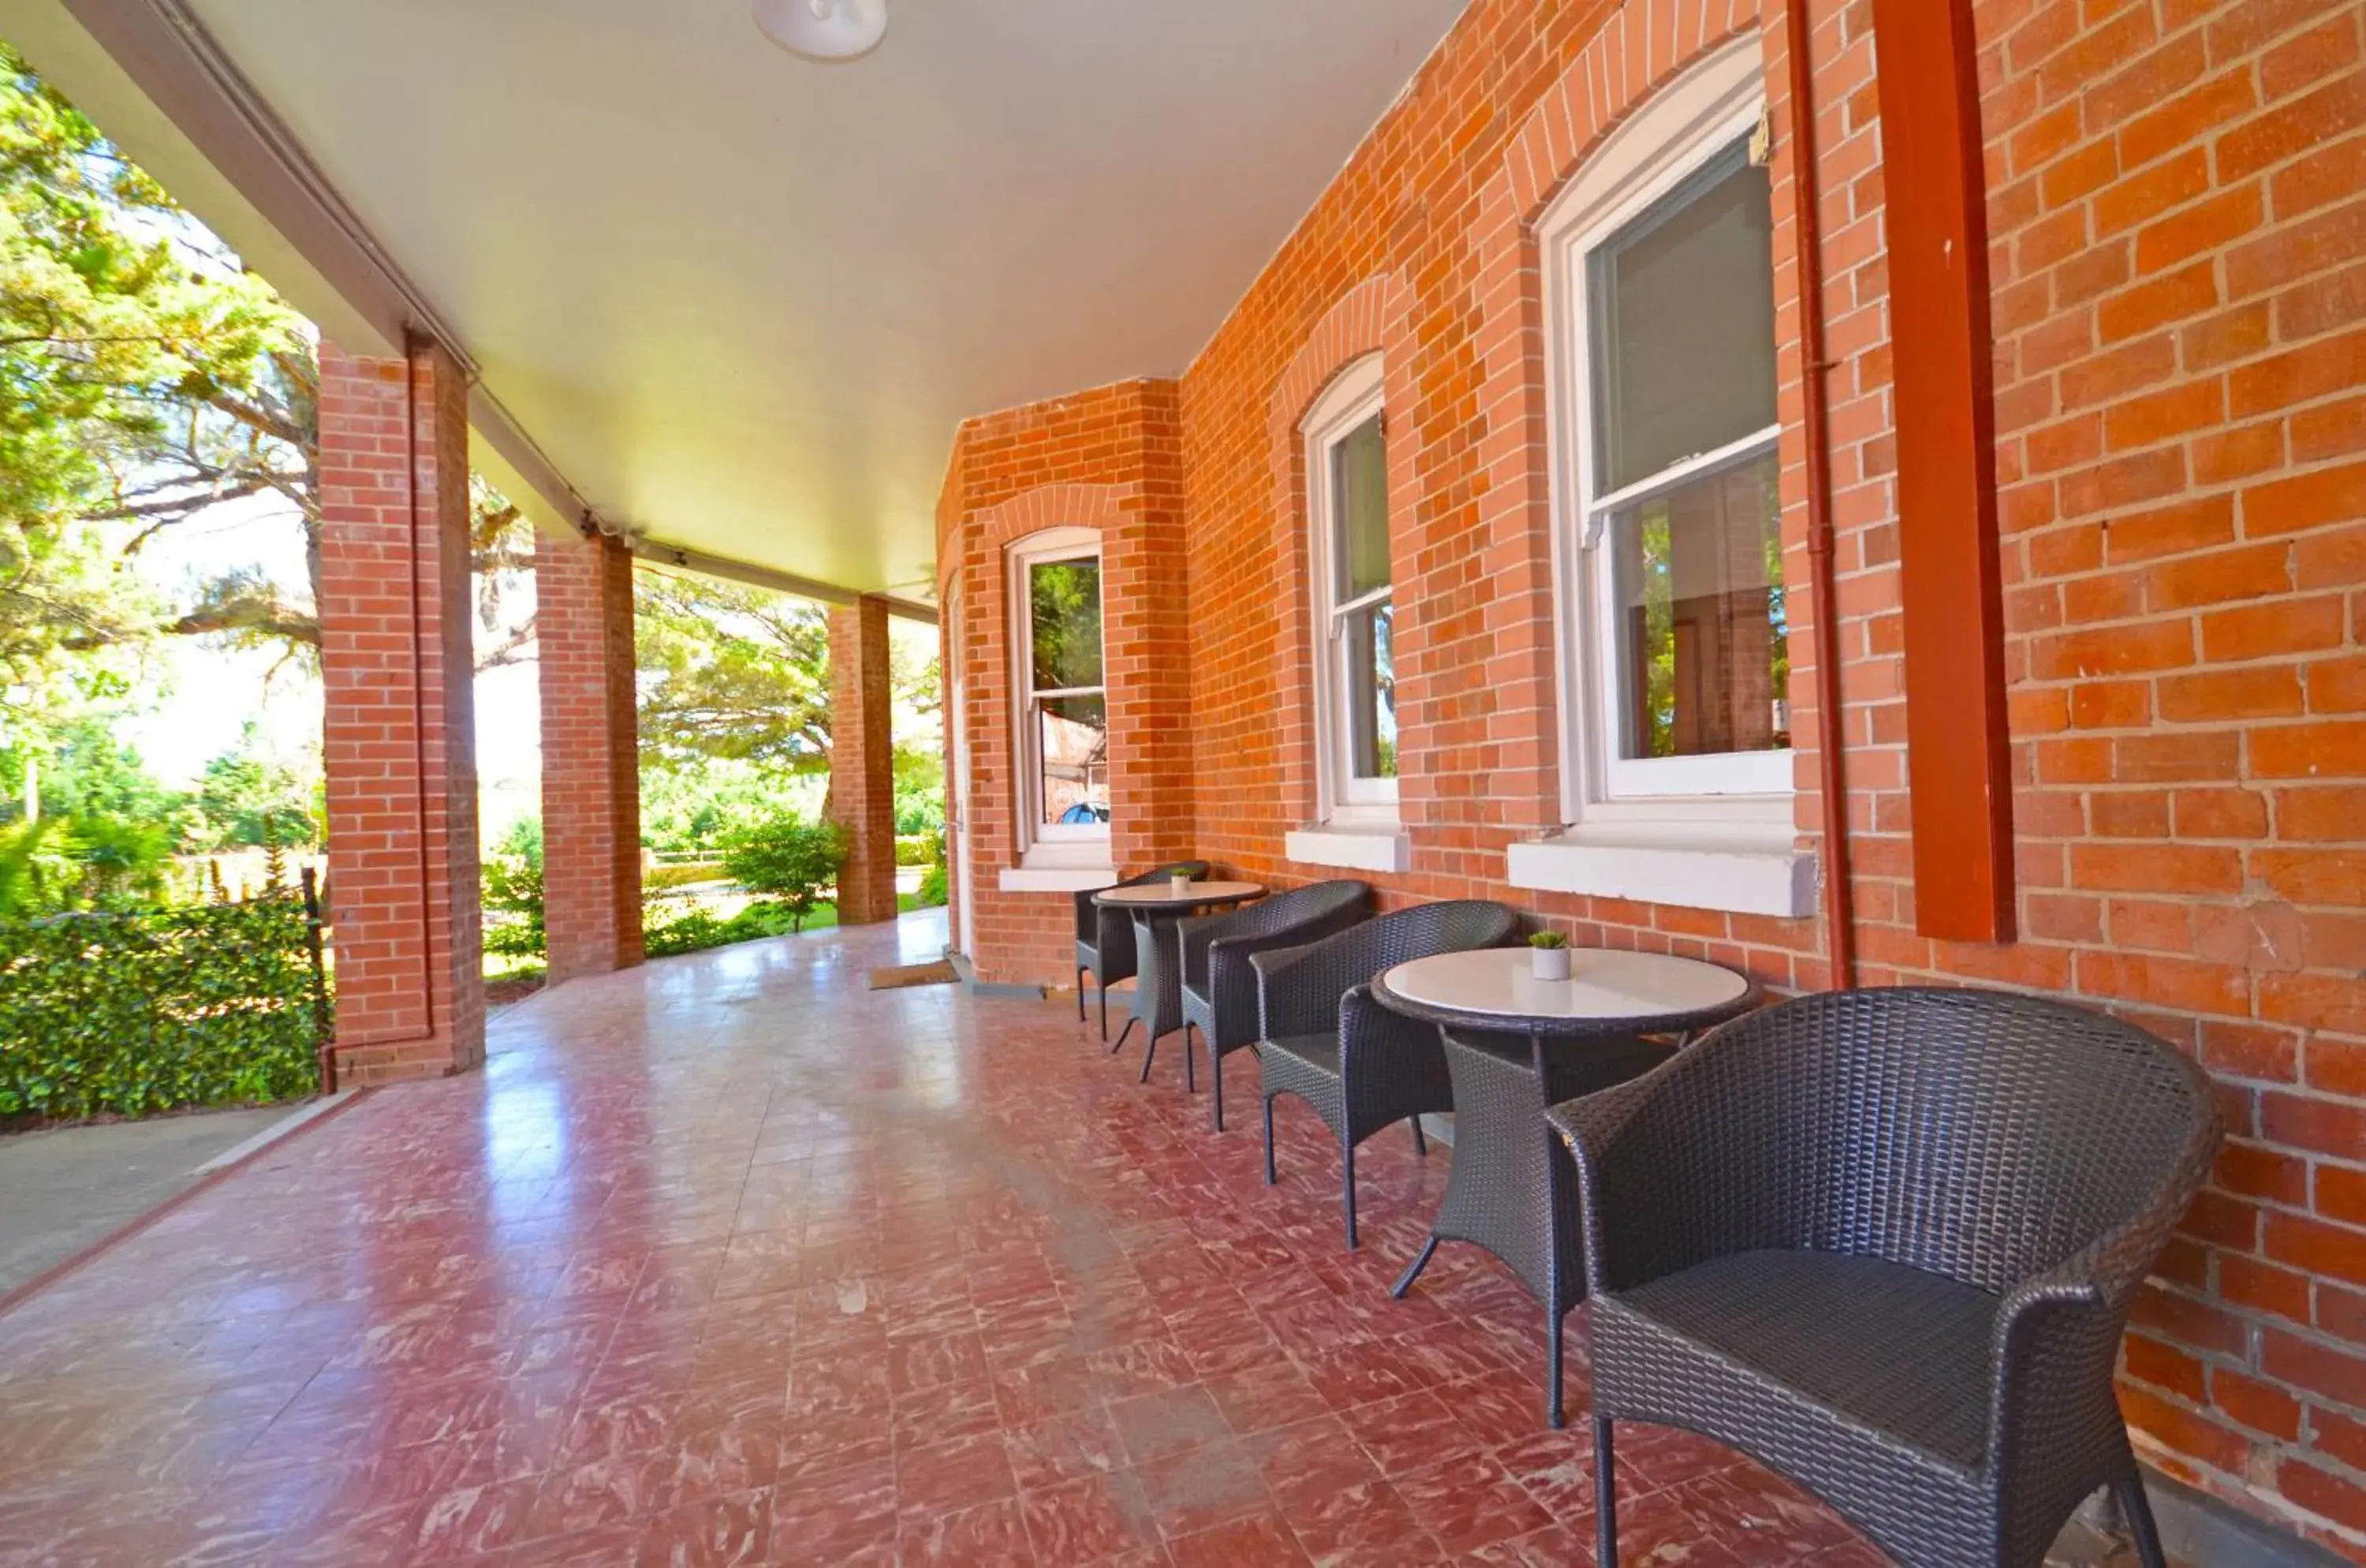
[1035,693,1109,827]
[1341,599,1398,781]
[1588,144,1777,495]
[1028,558,1103,691]
[1607,446,1788,762]
[1331,413,1390,600]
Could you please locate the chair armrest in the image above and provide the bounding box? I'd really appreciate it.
[1336,985,1453,1128]
[1203,928,1323,1042]
[1984,1197,2192,1478]
[1177,913,1222,987]
[1252,940,1337,1042]
[1547,1071,1680,1296]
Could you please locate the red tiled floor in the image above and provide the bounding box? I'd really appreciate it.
[0,913,1901,1565]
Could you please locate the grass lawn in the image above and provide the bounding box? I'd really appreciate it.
[485,892,938,985]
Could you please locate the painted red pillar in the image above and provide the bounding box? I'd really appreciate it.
[1872,0,2015,943]
[317,338,485,1084]
[537,528,644,982]
[829,595,898,925]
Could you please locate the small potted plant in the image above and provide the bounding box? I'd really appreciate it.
[1528,929,1572,981]
[1169,868,1196,898]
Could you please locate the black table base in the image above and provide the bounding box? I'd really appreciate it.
[1391,1028,1672,1428]
[1114,902,1251,1085]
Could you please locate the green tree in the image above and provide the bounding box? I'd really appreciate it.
[2,48,536,674]
[192,734,317,850]
[720,816,846,933]
[636,570,836,771]
[636,567,942,775]
[6,715,185,829]
[3,45,306,639]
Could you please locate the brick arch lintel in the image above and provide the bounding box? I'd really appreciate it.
[976,480,1132,553]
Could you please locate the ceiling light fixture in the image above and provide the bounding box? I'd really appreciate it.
[753,0,886,61]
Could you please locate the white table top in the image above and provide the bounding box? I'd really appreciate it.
[1379,946,1751,1024]
[1095,880,1267,906]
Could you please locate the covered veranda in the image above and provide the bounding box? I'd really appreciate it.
[3,0,2364,1562]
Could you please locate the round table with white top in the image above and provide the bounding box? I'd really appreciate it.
[1093,880,1267,1081]
[1371,946,1758,1428]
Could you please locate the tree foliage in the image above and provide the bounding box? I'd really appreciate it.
[720,816,846,933]
[192,739,319,851]
[636,570,836,771]
[2,47,534,678]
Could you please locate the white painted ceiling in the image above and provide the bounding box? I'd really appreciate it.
[187,0,1469,598]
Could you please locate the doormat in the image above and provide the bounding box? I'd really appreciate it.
[867,959,960,991]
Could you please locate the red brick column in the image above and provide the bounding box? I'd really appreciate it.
[829,595,898,925]
[537,528,644,982]
[317,338,484,1084]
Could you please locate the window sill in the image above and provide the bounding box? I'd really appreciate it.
[998,863,1119,894]
[1286,823,1412,874]
[1505,822,1816,918]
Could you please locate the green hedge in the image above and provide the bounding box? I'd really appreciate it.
[0,891,329,1121]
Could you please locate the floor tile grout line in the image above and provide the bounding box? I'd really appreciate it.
[0,1088,377,1326]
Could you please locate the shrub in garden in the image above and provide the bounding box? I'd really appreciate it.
[0,891,328,1120]
[720,816,847,933]
[916,862,948,908]
[642,900,809,958]
[481,816,546,959]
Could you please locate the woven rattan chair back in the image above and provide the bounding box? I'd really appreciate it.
[1595,986,2220,1300]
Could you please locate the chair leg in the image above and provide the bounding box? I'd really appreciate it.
[1183,1025,1196,1093]
[1342,1141,1358,1250]
[1262,1097,1277,1185]
[1138,1033,1158,1085]
[1594,1418,1618,1568]
[1409,1115,1427,1156]
[1077,969,1087,1023]
[1547,1308,1566,1429]
[2117,1477,2168,1568]
[1390,1236,1438,1298]
[1110,1016,1136,1055]
[1211,1051,1226,1132]
[1098,978,1109,1040]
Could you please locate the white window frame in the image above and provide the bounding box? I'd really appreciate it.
[1007,527,1109,864]
[1301,354,1399,827]
[1539,35,1792,830]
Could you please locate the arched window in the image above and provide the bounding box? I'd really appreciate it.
[1007,526,1109,858]
[1301,354,1396,823]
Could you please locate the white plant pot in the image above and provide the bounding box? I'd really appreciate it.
[1169,876,1194,898]
[1531,946,1572,982]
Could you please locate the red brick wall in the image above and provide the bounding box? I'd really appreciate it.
[1954,0,2366,1549]
[536,528,644,983]
[316,339,485,1084]
[830,595,899,925]
[940,0,2366,1548]
[936,380,1190,984]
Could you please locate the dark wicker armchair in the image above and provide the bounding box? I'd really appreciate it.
[1177,879,1370,1128]
[1254,900,1521,1248]
[1547,987,2221,1568]
[1073,862,1207,1040]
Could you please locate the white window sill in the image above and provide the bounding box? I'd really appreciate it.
[998,864,1119,894]
[1286,823,1412,874]
[1506,822,1816,918]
